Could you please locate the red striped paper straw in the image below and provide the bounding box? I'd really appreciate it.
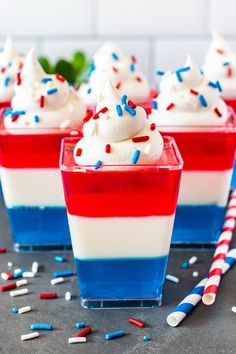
[202,189,236,305]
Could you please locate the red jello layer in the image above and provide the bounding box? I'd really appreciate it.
[224,99,236,114]
[159,125,236,171]
[60,137,183,217]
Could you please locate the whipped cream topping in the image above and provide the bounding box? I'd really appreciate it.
[74,81,163,168]
[79,41,150,106]
[0,38,24,102]
[4,48,86,129]
[149,55,228,126]
[203,32,236,99]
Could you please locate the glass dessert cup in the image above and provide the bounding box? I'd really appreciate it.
[158,113,236,246]
[60,136,183,308]
[0,118,82,251]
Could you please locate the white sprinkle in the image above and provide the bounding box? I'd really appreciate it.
[50,277,64,285]
[21,332,39,341]
[8,262,13,269]
[68,337,86,344]
[166,274,180,284]
[16,279,28,287]
[232,306,236,314]
[10,288,29,297]
[70,131,79,136]
[1,272,10,280]
[188,256,198,265]
[14,268,22,274]
[192,271,199,278]
[23,272,35,278]
[18,306,31,314]
[60,119,71,128]
[65,291,72,301]
[32,262,39,274]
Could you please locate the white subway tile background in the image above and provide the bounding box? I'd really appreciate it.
[0,0,236,84]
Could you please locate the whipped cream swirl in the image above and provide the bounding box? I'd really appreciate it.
[74,81,163,168]
[203,32,236,99]
[4,48,86,129]
[0,38,24,103]
[149,55,228,126]
[79,41,150,106]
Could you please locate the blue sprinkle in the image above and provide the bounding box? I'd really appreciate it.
[75,322,85,329]
[121,95,127,105]
[87,87,92,94]
[47,88,58,95]
[13,270,25,279]
[176,66,190,82]
[131,149,141,164]
[105,330,126,340]
[90,62,95,72]
[116,104,123,116]
[143,335,150,342]
[54,255,65,263]
[130,63,135,72]
[208,80,222,91]
[31,323,53,331]
[4,77,10,86]
[152,100,158,110]
[181,261,189,269]
[199,94,208,107]
[223,61,230,66]
[216,80,222,92]
[94,160,102,170]
[3,108,12,117]
[42,77,52,83]
[200,69,204,75]
[124,104,136,116]
[34,115,40,123]
[111,52,119,61]
[53,270,73,278]
[156,70,165,76]
[12,110,25,116]
[8,62,12,67]
[12,307,18,313]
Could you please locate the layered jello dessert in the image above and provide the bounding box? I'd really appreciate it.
[0,38,24,108]
[149,55,236,245]
[0,48,86,251]
[79,41,155,112]
[60,82,183,308]
[204,32,236,187]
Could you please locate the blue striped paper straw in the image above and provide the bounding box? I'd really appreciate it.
[167,244,236,327]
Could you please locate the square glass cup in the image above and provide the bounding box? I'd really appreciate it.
[60,136,183,308]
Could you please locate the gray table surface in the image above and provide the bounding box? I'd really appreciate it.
[0,195,235,354]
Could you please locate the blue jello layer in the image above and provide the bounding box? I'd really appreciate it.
[75,256,168,307]
[172,204,226,245]
[7,206,71,250]
[231,161,236,188]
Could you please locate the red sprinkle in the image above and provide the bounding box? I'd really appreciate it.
[0,283,16,292]
[76,148,82,157]
[214,107,222,117]
[16,72,21,85]
[131,55,137,64]
[136,76,142,82]
[19,62,24,70]
[128,100,137,109]
[151,90,158,98]
[5,272,13,280]
[129,317,145,328]
[40,95,45,108]
[112,66,118,73]
[190,89,199,96]
[116,82,121,89]
[216,49,224,55]
[93,107,108,120]
[227,67,232,77]
[1,67,6,73]
[166,103,175,111]
[145,107,152,115]
[12,114,19,122]
[39,293,58,299]
[150,123,156,131]
[77,327,92,337]
[83,111,93,123]
[132,136,149,143]
[105,144,111,153]
[0,247,7,253]
[56,73,65,82]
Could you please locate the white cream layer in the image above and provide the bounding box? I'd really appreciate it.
[68,214,175,259]
[179,170,232,206]
[0,167,65,207]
